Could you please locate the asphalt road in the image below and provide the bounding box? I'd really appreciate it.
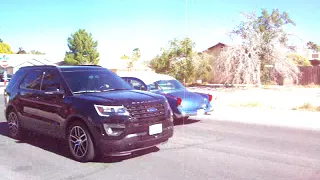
[0,101,320,180]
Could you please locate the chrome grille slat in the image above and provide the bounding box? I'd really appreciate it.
[125,101,166,121]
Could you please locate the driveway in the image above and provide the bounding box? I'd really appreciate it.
[0,105,320,179]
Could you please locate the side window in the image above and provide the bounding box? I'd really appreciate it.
[149,83,157,91]
[20,71,43,90]
[41,71,64,92]
[128,79,146,90]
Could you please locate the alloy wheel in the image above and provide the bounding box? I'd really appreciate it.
[8,112,19,137]
[69,126,88,158]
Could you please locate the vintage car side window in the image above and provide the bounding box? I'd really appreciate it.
[19,71,43,90]
[128,79,146,90]
[41,71,64,92]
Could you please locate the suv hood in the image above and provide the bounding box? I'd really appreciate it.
[76,90,164,104]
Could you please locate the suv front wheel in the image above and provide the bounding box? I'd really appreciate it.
[67,121,96,162]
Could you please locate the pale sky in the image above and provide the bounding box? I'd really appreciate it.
[1,0,319,67]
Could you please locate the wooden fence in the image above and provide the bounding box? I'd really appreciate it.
[299,66,320,85]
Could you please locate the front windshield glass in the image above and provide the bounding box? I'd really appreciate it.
[61,70,133,93]
[149,79,185,92]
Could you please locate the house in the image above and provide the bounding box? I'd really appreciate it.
[203,42,228,57]
[307,49,320,66]
[107,60,154,74]
[55,58,154,74]
[0,54,59,75]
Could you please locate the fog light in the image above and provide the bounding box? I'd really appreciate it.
[103,124,125,136]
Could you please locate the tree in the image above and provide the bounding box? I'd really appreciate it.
[0,42,14,54]
[0,38,3,43]
[306,41,320,52]
[120,48,141,69]
[193,53,213,82]
[64,29,99,65]
[288,53,311,66]
[149,37,196,83]
[29,50,45,55]
[17,47,27,54]
[214,9,300,85]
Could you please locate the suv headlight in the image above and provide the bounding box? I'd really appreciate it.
[94,105,130,117]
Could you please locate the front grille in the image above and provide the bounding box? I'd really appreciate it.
[125,100,166,122]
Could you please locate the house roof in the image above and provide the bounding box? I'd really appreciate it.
[0,54,59,68]
[206,42,228,50]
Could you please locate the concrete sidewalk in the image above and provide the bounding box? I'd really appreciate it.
[202,107,320,131]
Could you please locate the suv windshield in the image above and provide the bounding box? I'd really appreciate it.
[61,70,133,93]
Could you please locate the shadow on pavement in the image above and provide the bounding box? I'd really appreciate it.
[0,122,161,163]
[174,118,200,126]
[98,146,160,163]
[0,122,70,158]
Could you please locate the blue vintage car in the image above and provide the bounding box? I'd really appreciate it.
[119,72,214,121]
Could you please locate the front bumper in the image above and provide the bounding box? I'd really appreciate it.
[99,124,174,156]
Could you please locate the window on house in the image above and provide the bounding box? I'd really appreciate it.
[312,54,319,59]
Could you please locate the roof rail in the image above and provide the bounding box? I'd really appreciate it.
[76,65,102,67]
[19,65,57,69]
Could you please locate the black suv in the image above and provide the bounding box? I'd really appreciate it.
[4,65,174,162]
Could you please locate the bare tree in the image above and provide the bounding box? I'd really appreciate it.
[213,10,300,86]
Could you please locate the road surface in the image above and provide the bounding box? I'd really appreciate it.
[0,100,319,180]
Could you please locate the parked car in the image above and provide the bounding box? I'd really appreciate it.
[4,65,174,162]
[0,72,12,82]
[119,72,214,121]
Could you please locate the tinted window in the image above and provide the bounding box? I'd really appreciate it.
[61,70,133,93]
[20,71,43,90]
[41,70,64,92]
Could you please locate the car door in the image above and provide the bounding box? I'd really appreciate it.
[37,70,67,137]
[18,70,45,131]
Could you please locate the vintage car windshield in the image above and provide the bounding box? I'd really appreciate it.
[149,79,185,92]
[61,70,133,94]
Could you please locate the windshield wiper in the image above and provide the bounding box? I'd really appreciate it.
[73,90,101,94]
[101,88,129,92]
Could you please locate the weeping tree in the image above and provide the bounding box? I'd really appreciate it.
[214,9,300,85]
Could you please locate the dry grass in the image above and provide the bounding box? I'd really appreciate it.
[229,102,261,108]
[292,103,320,112]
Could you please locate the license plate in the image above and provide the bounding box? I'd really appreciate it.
[197,109,205,115]
[149,123,162,135]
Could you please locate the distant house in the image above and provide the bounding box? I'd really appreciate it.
[55,59,154,74]
[107,60,154,74]
[0,54,59,75]
[203,42,228,57]
[307,49,320,66]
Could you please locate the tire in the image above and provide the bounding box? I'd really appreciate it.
[67,121,96,162]
[7,109,24,140]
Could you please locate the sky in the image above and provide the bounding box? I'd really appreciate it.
[1,0,320,67]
